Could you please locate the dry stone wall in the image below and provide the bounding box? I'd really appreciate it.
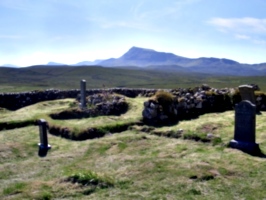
[142,85,266,124]
[0,86,265,113]
[0,88,157,110]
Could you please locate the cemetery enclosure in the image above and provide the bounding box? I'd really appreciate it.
[1,85,266,111]
[1,95,266,199]
[1,84,266,198]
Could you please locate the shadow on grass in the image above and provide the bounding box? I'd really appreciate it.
[142,114,200,128]
[49,102,129,120]
[242,147,266,158]
[228,142,266,158]
[48,121,143,141]
[142,119,180,128]
[38,148,49,157]
[0,119,36,131]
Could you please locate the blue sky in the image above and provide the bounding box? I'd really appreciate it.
[0,0,266,66]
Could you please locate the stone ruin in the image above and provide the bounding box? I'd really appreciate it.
[51,93,128,119]
[1,81,265,156]
[0,83,265,117]
[0,88,156,110]
[142,84,266,125]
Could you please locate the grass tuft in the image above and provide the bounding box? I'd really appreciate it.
[153,90,174,103]
[66,170,115,188]
[2,182,27,196]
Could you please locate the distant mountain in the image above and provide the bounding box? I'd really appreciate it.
[4,47,265,76]
[47,62,66,66]
[250,63,266,70]
[99,46,191,67]
[74,59,103,66]
[98,46,266,76]
[1,64,20,68]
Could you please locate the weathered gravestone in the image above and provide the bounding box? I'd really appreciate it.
[229,100,260,154]
[38,119,51,157]
[80,79,86,109]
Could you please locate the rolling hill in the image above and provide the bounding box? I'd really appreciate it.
[0,65,266,92]
[99,47,266,76]
[2,47,266,76]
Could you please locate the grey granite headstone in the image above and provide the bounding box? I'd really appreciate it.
[80,79,86,109]
[238,85,255,104]
[38,119,51,150]
[230,100,259,154]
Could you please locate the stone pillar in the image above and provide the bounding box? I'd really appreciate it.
[80,79,86,109]
[38,119,51,150]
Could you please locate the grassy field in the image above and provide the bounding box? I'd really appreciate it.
[1,66,266,199]
[1,96,266,199]
[1,66,266,92]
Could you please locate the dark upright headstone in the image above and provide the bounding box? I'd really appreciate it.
[230,100,259,154]
[38,119,51,157]
[234,101,256,142]
[80,79,86,109]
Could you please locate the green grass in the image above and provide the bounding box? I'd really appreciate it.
[1,66,266,92]
[2,182,27,196]
[0,99,71,122]
[66,170,115,188]
[0,96,146,140]
[1,95,266,199]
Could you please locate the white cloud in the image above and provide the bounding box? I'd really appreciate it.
[208,17,266,46]
[208,17,266,34]
[87,17,161,32]
[253,39,266,45]
[88,0,202,32]
[133,0,201,21]
[235,34,250,40]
